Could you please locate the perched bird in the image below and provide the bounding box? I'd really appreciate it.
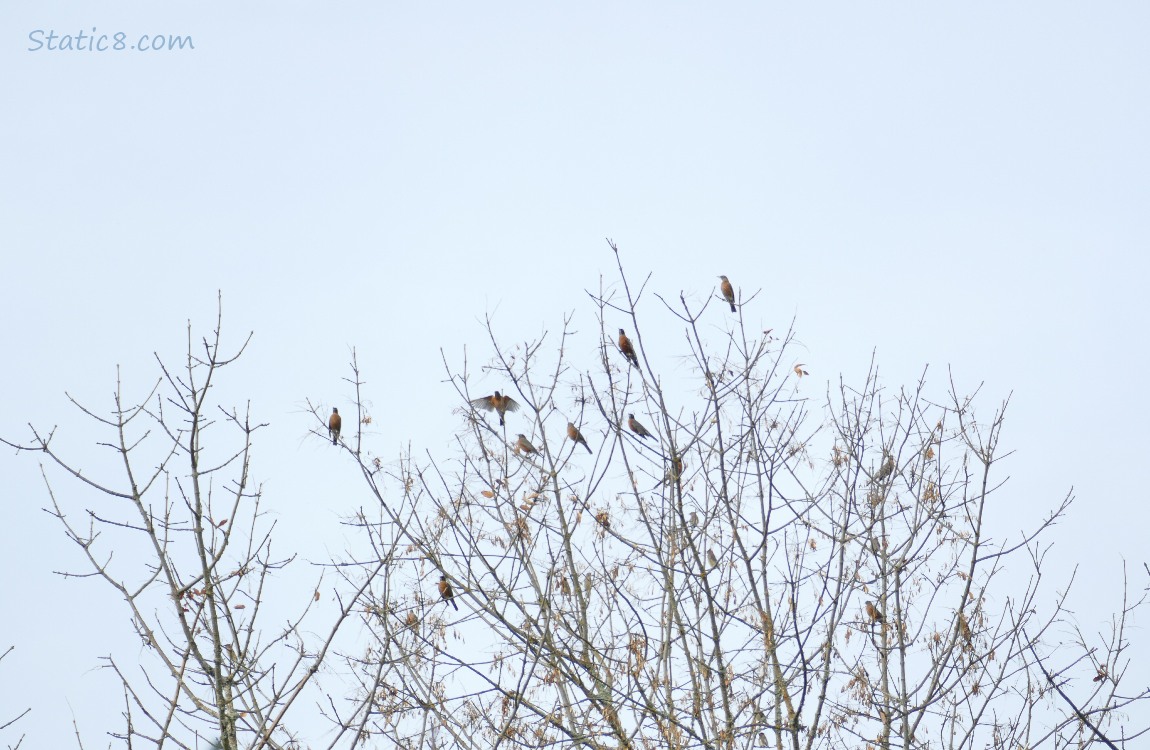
[627,414,653,440]
[874,453,894,482]
[865,600,885,624]
[707,549,718,569]
[328,408,342,445]
[515,434,538,454]
[567,422,592,454]
[438,575,458,611]
[470,390,520,426]
[719,275,736,313]
[689,511,699,527]
[617,329,639,368]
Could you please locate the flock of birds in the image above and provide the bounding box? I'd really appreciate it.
[323,275,745,613]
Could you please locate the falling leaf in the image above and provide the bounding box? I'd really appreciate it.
[481,490,495,498]
[794,364,809,377]
[234,604,246,610]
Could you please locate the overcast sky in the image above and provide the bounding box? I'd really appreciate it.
[2,2,1148,745]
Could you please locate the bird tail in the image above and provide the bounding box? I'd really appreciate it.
[729,301,736,313]
[451,600,459,611]
[584,442,592,454]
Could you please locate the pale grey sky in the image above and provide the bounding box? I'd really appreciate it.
[2,2,1148,745]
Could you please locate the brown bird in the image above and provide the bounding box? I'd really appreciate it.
[865,600,885,624]
[627,413,653,440]
[328,408,341,445]
[874,453,894,482]
[438,575,458,611]
[470,390,520,426]
[719,275,736,313]
[617,329,639,368]
[515,434,538,454]
[567,422,592,454]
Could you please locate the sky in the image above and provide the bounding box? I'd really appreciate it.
[2,2,1149,746]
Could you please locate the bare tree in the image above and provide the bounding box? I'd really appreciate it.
[9,251,1148,749]
[3,300,374,749]
[318,242,1149,749]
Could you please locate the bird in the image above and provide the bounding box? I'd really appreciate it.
[438,575,458,611]
[515,434,538,454]
[470,390,520,426]
[627,413,653,440]
[707,549,718,569]
[617,329,639,368]
[328,408,341,445]
[567,422,592,454]
[719,275,736,312]
[689,511,699,527]
[865,600,885,624]
[874,453,894,482]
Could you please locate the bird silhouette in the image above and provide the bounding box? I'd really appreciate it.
[617,329,639,368]
[567,422,592,454]
[470,391,520,426]
[438,575,458,611]
[627,413,653,440]
[328,408,341,445]
[719,275,736,312]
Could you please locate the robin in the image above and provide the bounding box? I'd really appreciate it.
[328,408,341,445]
[865,600,885,624]
[437,575,458,611]
[567,422,592,454]
[627,413,653,440]
[470,391,520,426]
[617,329,639,368]
[515,434,538,454]
[719,275,736,313]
